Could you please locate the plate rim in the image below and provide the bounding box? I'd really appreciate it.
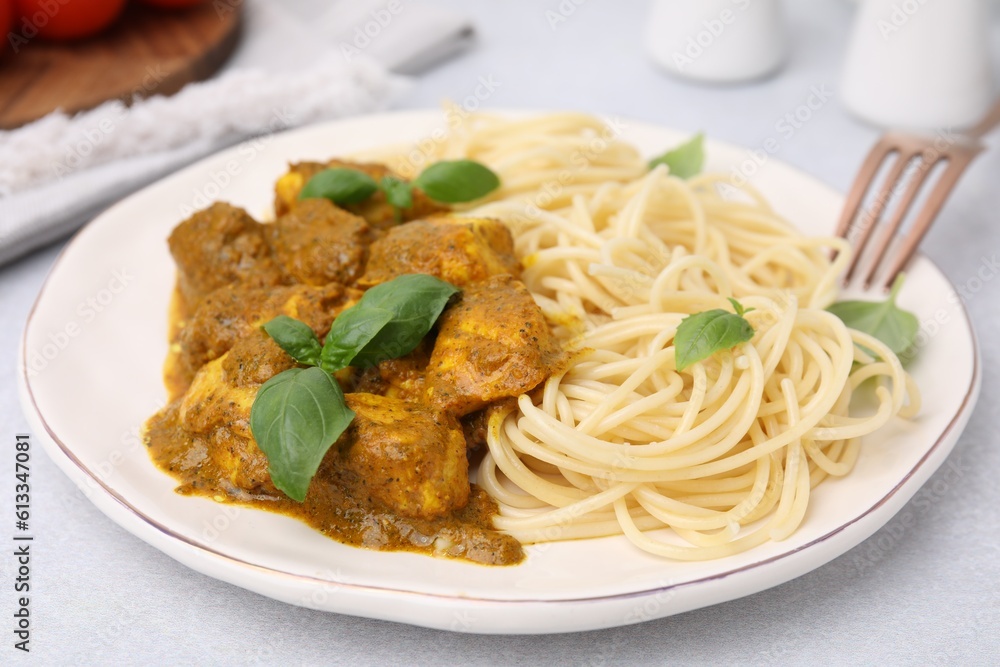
[17,108,983,627]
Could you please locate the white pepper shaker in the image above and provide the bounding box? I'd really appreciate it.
[645,0,788,83]
[840,0,996,129]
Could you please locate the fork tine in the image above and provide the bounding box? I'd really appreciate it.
[842,150,913,282]
[833,138,895,243]
[859,152,942,289]
[876,148,983,289]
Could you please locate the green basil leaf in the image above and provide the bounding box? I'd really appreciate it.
[727,297,755,317]
[321,274,460,371]
[262,315,322,367]
[380,175,414,210]
[249,367,355,502]
[827,274,918,356]
[648,132,705,179]
[299,168,379,205]
[320,307,395,372]
[412,159,500,203]
[674,307,755,371]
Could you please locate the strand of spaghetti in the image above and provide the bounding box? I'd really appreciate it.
[613,497,772,561]
[632,450,772,531]
[486,407,591,506]
[767,380,805,538]
[504,514,667,544]
[476,452,551,509]
[399,110,924,560]
[492,482,640,533]
[513,368,758,464]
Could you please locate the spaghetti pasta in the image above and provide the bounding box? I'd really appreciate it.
[378,112,920,561]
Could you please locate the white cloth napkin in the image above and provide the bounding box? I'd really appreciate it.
[0,0,473,266]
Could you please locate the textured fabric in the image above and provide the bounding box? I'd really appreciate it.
[0,0,472,265]
[0,58,407,265]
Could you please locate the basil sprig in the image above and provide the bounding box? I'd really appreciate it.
[648,132,705,179]
[674,298,755,371]
[320,274,459,370]
[827,274,918,357]
[249,274,460,501]
[298,167,379,204]
[380,175,414,209]
[262,316,323,367]
[299,159,501,211]
[411,160,500,203]
[249,367,354,502]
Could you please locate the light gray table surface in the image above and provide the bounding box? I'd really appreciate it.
[2,1,999,664]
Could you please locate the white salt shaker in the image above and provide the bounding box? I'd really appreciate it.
[841,0,996,129]
[645,0,788,83]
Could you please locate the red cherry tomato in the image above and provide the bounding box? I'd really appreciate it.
[0,1,16,49]
[138,0,210,7]
[14,0,127,41]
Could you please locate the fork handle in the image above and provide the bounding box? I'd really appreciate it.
[966,98,1000,139]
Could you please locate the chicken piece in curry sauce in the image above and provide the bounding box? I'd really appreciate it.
[145,160,565,566]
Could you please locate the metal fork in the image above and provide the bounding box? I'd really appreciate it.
[835,99,1000,290]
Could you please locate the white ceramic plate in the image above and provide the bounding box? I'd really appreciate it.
[19,110,980,634]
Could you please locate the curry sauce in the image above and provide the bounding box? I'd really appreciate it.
[146,400,522,564]
[143,158,566,566]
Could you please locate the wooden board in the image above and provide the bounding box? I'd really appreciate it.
[0,1,243,129]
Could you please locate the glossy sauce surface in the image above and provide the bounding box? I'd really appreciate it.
[142,169,567,566]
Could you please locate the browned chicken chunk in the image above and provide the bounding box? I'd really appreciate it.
[220,329,297,388]
[350,341,430,402]
[274,159,447,229]
[425,275,563,416]
[172,349,276,494]
[358,217,520,288]
[267,198,371,286]
[169,282,360,395]
[168,331,311,497]
[145,400,279,498]
[337,393,469,519]
[167,203,286,307]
